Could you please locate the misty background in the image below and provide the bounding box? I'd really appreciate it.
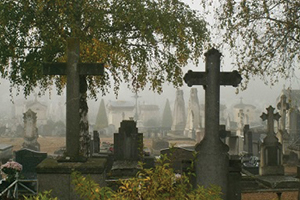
[0,0,299,125]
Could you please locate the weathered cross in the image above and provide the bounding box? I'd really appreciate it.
[260,106,281,135]
[43,38,104,161]
[183,48,242,199]
[184,48,242,144]
[277,94,289,131]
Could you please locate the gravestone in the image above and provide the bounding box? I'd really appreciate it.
[151,139,169,156]
[110,120,143,178]
[185,88,201,139]
[15,148,47,179]
[184,48,242,199]
[243,125,253,156]
[0,144,13,164]
[171,90,186,135]
[90,130,100,155]
[259,106,284,176]
[37,38,106,200]
[22,109,40,151]
[161,147,194,174]
[277,94,290,155]
[42,38,104,161]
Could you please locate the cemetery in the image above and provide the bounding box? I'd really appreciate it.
[0,1,299,200]
[0,45,299,200]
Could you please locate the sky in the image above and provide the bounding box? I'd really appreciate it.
[1,0,300,122]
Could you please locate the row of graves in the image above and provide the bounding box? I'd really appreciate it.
[1,41,300,199]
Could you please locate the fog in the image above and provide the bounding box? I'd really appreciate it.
[0,0,299,124]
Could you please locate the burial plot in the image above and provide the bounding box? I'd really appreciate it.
[184,48,242,199]
[22,109,40,151]
[15,148,47,179]
[259,106,284,176]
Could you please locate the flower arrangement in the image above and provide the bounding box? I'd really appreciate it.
[1,160,22,183]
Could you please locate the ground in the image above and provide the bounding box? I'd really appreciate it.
[1,136,299,200]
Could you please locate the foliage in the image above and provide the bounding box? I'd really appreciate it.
[201,0,300,88]
[71,154,222,200]
[0,0,209,98]
[23,190,58,200]
[94,99,109,130]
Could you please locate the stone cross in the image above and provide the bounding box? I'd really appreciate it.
[260,106,281,135]
[183,48,242,199]
[43,38,104,161]
[277,94,289,131]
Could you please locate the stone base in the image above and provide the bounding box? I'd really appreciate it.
[36,157,107,200]
[259,165,284,176]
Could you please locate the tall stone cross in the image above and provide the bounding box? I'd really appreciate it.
[260,106,281,135]
[183,48,242,200]
[43,38,104,161]
[277,94,289,131]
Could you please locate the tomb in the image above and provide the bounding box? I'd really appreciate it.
[22,109,40,151]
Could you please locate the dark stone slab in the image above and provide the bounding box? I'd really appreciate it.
[15,148,47,179]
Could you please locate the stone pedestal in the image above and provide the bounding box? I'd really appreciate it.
[36,157,107,200]
[195,138,229,197]
[259,135,284,176]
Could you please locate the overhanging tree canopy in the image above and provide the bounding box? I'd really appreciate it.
[0,0,209,97]
[201,0,300,88]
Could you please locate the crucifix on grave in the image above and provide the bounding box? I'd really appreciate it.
[259,106,284,175]
[183,48,242,200]
[43,38,104,161]
[276,94,290,154]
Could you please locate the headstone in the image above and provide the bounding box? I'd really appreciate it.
[15,148,47,179]
[184,88,201,139]
[184,48,242,199]
[42,38,104,161]
[22,109,40,151]
[0,144,13,164]
[277,94,290,155]
[259,106,284,176]
[243,125,253,156]
[171,89,186,135]
[151,139,169,156]
[110,120,143,177]
[160,147,194,174]
[90,130,100,155]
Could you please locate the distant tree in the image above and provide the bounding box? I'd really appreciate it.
[161,99,173,129]
[201,0,300,88]
[0,0,209,97]
[94,99,108,130]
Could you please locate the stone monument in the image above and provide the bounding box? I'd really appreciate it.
[110,119,143,178]
[37,38,106,200]
[22,109,40,151]
[259,106,284,176]
[171,89,186,135]
[277,94,290,155]
[184,48,242,199]
[184,88,201,139]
